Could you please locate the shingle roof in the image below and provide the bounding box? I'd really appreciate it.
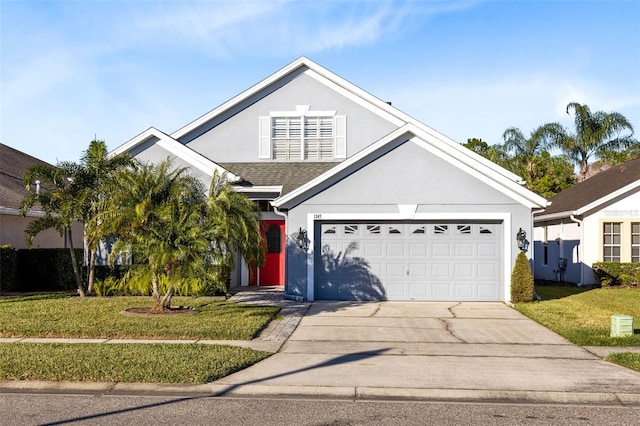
[0,144,53,211]
[537,156,640,217]
[219,162,338,196]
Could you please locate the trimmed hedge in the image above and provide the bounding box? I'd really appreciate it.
[0,246,17,292]
[593,262,640,287]
[511,252,534,302]
[9,248,84,292]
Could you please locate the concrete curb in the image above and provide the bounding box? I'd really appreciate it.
[1,380,639,406]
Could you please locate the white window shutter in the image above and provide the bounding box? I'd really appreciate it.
[334,115,347,159]
[258,116,271,159]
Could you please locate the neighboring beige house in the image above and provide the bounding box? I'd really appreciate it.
[0,143,83,249]
[534,156,640,285]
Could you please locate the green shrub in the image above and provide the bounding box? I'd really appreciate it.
[14,248,84,292]
[593,262,640,287]
[511,252,534,302]
[0,245,17,292]
[94,264,228,297]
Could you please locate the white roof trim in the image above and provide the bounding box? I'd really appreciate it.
[534,210,577,223]
[234,185,283,194]
[171,57,315,140]
[110,127,238,182]
[0,206,46,218]
[274,123,547,209]
[296,60,524,184]
[164,57,526,185]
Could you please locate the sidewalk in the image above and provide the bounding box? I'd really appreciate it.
[1,290,639,406]
[0,287,309,353]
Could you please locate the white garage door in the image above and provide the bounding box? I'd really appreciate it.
[315,222,502,301]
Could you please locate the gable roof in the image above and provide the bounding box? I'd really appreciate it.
[535,156,640,221]
[112,57,526,189]
[111,127,239,182]
[0,143,52,212]
[273,124,549,210]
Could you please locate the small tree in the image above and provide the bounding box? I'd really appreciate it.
[511,252,534,302]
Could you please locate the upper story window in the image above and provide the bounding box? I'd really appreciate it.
[259,105,346,160]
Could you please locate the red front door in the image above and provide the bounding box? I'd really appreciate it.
[256,220,285,286]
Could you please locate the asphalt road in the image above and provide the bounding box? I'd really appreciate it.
[1,393,638,426]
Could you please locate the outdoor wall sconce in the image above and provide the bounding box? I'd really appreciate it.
[297,227,308,250]
[516,228,529,252]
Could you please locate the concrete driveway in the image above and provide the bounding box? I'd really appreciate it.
[212,301,640,404]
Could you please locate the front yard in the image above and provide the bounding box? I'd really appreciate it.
[514,286,640,371]
[0,294,279,383]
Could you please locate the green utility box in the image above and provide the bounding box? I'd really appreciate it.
[610,314,634,337]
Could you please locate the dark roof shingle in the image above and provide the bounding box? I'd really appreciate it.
[219,162,338,196]
[0,144,53,211]
[538,156,640,217]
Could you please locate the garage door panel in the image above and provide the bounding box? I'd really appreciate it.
[454,263,474,278]
[408,263,427,277]
[316,222,502,301]
[431,243,451,257]
[432,283,453,298]
[431,263,451,278]
[454,283,475,298]
[409,284,428,298]
[386,282,407,298]
[477,263,499,278]
[478,242,498,257]
[409,243,427,256]
[454,243,474,257]
[386,263,405,277]
[477,283,500,299]
[363,242,383,256]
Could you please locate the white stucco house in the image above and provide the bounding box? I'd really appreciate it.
[533,156,640,285]
[111,57,547,301]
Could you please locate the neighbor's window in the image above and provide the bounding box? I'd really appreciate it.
[259,106,346,160]
[632,222,640,262]
[603,222,621,262]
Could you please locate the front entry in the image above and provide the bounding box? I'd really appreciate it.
[253,220,285,286]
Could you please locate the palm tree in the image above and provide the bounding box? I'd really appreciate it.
[500,126,553,185]
[91,160,264,312]
[21,162,87,295]
[206,170,265,287]
[77,140,132,295]
[546,102,636,181]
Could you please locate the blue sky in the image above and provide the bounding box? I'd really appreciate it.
[1,0,639,164]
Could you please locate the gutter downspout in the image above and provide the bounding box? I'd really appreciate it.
[272,205,303,301]
[569,214,584,286]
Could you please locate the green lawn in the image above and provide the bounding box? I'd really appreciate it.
[0,342,271,383]
[0,294,280,383]
[515,287,640,346]
[515,286,640,372]
[0,294,279,340]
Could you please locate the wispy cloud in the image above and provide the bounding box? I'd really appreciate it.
[127,0,473,57]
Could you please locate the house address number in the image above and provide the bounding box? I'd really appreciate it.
[314,214,322,219]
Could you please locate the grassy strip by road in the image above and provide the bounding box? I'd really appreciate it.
[515,287,640,346]
[0,342,271,383]
[515,286,640,372]
[607,352,640,372]
[0,294,279,340]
